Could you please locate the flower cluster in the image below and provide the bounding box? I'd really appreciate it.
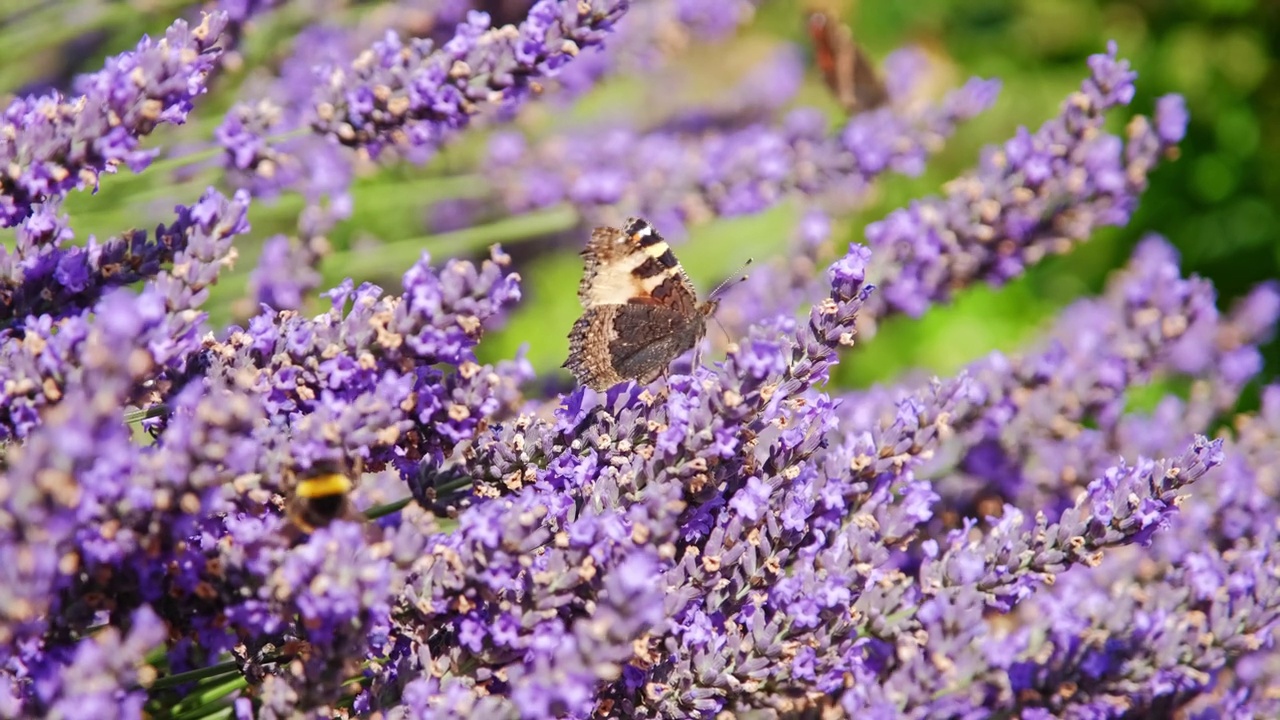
[218,1,630,186]
[484,64,1001,234]
[0,12,229,228]
[863,44,1188,323]
[1,3,1277,719]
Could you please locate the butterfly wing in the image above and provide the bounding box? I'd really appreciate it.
[565,303,708,390]
[577,218,700,313]
[808,10,888,114]
[566,218,709,390]
[848,41,889,111]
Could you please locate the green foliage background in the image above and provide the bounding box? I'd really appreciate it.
[2,0,1275,402]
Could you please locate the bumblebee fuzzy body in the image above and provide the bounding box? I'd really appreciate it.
[286,466,356,532]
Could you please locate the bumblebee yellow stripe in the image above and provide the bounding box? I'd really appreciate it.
[295,473,352,498]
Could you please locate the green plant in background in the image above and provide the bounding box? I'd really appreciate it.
[822,0,1278,395]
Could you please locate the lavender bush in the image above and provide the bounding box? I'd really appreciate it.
[1,2,1277,718]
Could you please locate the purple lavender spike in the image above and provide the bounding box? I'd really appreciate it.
[864,44,1186,323]
[0,13,229,227]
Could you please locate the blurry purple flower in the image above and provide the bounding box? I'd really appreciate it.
[0,12,229,227]
[222,0,630,175]
[486,75,999,233]
[248,234,325,311]
[551,0,761,101]
[1154,94,1189,144]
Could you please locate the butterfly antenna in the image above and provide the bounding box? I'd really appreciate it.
[708,257,754,301]
[705,258,753,348]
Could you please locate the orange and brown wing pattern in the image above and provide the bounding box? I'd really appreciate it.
[565,218,713,391]
[807,10,889,115]
[577,217,701,316]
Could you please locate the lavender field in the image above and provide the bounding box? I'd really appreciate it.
[1,1,1277,718]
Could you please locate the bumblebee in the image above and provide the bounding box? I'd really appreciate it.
[286,459,361,533]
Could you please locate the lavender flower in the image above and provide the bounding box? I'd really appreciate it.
[0,12,229,228]
[0,285,204,673]
[835,234,1264,526]
[247,234,325,311]
[216,22,359,231]
[215,2,633,261]
[864,42,1186,323]
[484,75,1001,234]
[0,242,529,713]
[647,43,807,135]
[0,188,249,440]
[714,208,834,335]
[221,1,630,172]
[946,521,1280,717]
[2,3,1275,717]
[213,0,289,53]
[21,606,167,718]
[924,436,1224,610]
[1,188,249,328]
[549,0,762,101]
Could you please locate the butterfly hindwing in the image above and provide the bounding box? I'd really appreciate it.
[608,303,708,385]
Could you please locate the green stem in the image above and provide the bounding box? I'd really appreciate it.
[166,686,242,720]
[182,708,234,720]
[147,659,239,691]
[124,405,171,424]
[146,146,225,177]
[0,0,194,90]
[203,204,579,318]
[0,0,56,25]
[435,473,475,496]
[355,172,490,206]
[145,126,308,177]
[64,123,310,227]
[323,204,580,280]
[172,675,248,718]
[66,167,223,221]
[0,6,132,84]
[365,496,412,521]
[144,644,169,668]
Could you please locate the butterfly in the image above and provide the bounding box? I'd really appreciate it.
[563,218,718,391]
[807,9,889,114]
